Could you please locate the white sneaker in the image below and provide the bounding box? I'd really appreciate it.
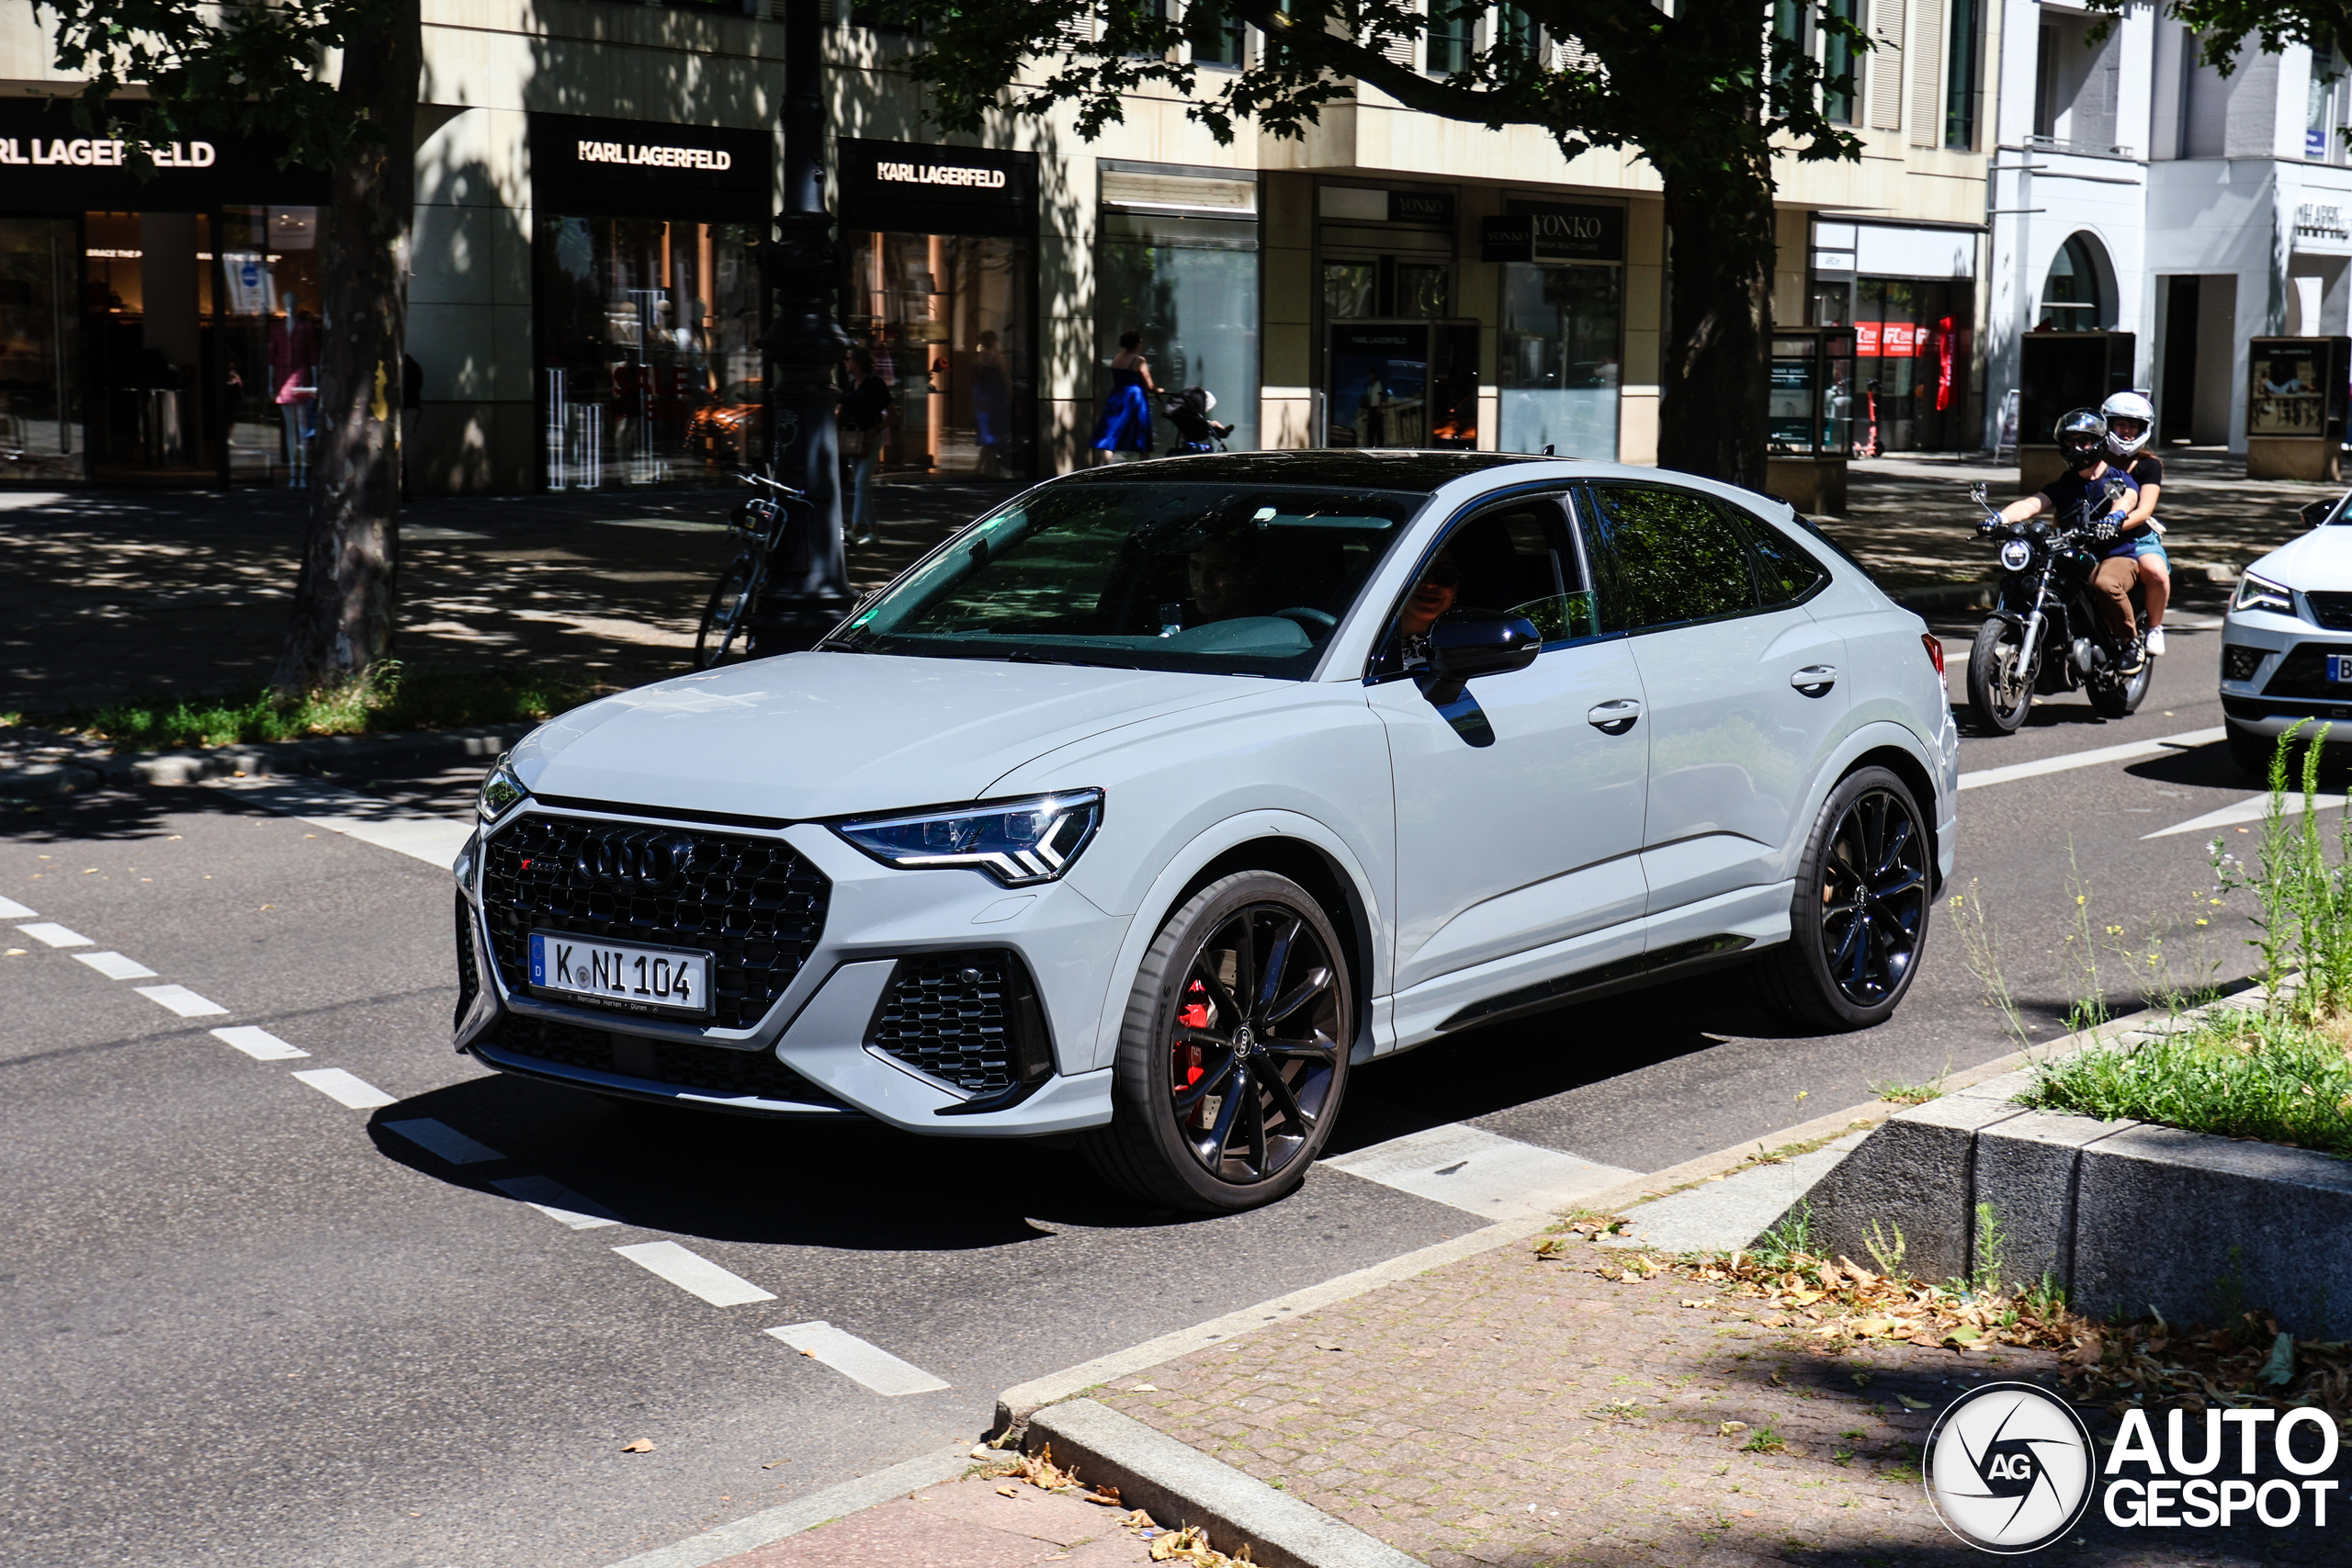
[2146,627,2167,657]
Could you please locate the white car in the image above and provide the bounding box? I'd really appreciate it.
[452,453,1959,1211]
[2222,491,2352,773]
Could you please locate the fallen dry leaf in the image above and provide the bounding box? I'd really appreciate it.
[620,1440,655,1453]
[1083,1486,1123,1506]
[1896,1395,1934,1411]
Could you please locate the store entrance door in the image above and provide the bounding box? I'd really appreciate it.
[0,217,79,480]
[84,211,217,483]
[1323,320,1479,449]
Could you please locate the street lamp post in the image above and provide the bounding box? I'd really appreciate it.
[752,0,855,654]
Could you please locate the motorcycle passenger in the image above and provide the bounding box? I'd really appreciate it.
[2099,390,2171,657]
[1993,408,2146,673]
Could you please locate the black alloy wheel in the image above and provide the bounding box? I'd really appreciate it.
[695,558,757,670]
[1965,619,2033,734]
[1759,766,1931,1031]
[1084,871,1352,1212]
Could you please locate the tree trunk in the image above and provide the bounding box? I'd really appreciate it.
[1655,162,1776,491]
[272,0,421,693]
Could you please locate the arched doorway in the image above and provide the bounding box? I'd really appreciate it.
[2038,232,2115,331]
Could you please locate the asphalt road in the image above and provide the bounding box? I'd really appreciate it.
[0,615,2288,1568]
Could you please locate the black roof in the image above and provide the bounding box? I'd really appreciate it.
[1056,450,1541,492]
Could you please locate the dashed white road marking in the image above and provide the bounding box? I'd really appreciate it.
[2144,788,2350,840]
[209,1026,310,1061]
[134,984,230,1018]
[73,951,158,980]
[1957,727,2226,792]
[1322,1123,1641,1219]
[291,1067,398,1110]
[17,922,92,948]
[383,1118,504,1165]
[0,896,38,919]
[612,1241,776,1307]
[492,1175,622,1230]
[211,776,475,868]
[766,1322,951,1396]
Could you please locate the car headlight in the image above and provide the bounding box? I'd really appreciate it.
[1998,538,2032,572]
[2233,572,2296,616]
[476,753,529,823]
[835,790,1103,886]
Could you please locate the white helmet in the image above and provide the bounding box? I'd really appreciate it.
[2100,390,2155,459]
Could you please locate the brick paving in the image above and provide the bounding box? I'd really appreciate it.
[1093,1236,2335,1566]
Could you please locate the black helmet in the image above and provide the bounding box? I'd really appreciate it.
[2054,408,2109,471]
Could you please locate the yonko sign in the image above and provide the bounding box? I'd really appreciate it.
[1921,1383,2341,1553]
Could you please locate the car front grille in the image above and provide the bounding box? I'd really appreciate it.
[482,1012,845,1107]
[481,813,830,1030]
[455,893,481,1031]
[866,948,1050,1098]
[2307,592,2352,630]
[2260,642,2352,701]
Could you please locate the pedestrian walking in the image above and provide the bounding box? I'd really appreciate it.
[1091,331,1154,463]
[839,345,893,546]
[970,329,1012,478]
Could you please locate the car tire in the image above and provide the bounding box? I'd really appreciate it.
[1081,871,1353,1213]
[1757,766,1932,1032]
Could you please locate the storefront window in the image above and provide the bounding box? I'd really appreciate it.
[1847,277,1973,453]
[216,205,325,486]
[534,216,766,490]
[846,231,1033,478]
[1097,191,1261,456]
[1498,262,1623,458]
[0,218,78,480]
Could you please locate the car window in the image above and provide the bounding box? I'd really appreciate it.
[835,481,1425,678]
[1731,507,1830,606]
[1367,495,1589,678]
[1577,483,1759,633]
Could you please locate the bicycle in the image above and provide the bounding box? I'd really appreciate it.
[695,471,808,669]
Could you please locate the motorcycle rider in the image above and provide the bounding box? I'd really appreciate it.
[2099,389,2172,656]
[1992,408,2146,673]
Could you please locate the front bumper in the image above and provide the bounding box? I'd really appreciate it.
[2219,608,2352,738]
[453,805,1126,1136]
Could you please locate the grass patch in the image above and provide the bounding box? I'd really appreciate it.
[2017,1007,2352,1157]
[40,662,607,751]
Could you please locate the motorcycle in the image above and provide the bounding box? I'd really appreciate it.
[1963,479,2152,733]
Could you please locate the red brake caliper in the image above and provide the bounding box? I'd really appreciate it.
[1174,979,1210,1099]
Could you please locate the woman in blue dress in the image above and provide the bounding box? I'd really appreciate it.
[1092,331,1156,461]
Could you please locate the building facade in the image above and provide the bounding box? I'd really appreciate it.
[0,0,2001,495]
[1985,0,2352,454]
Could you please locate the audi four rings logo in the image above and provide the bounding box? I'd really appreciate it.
[573,831,694,888]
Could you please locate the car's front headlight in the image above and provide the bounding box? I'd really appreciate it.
[477,753,529,823]
[2233,572,2296,617]
[835,790,1103,886]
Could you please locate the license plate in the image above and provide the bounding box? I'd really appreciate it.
[2332,656,2352,685]
[529,931,710,1016]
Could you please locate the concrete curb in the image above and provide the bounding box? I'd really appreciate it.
[1888,581,1996,612]
[0,723,529,795]
[599,1443,975,1568]
[1026,1400,1418,1568]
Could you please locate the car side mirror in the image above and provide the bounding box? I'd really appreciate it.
[1422,616,1542,706]
[2301,497,2340,529]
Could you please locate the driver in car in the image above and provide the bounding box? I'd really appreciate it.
[1187,534,1259,623]
[1992,408,2145,673]
[1398,547,1461,641]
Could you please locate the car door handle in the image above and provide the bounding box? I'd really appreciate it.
[1791,664,1838,696]
[1587,699,1642,734]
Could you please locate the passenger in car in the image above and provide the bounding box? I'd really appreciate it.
[1188,533,1260,622]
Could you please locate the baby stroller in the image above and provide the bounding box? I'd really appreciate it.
[1160,386,1234,456]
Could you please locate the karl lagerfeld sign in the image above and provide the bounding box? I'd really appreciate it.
[0,100,323,205]
[838,138,1035,239]
[529,113,773,221]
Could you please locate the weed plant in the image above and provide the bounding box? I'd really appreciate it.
[2019,1007,2352,1156]
[48,662,603,750]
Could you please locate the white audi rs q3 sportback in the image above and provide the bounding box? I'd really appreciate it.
[453,453,1959,1211]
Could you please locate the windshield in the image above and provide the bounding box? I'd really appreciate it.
[831,480,1430,677]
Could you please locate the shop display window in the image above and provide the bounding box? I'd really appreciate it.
[215,205,325,486]
[1814,276,1973,453]
[1498,262,1623,458]
[845,231,1033,478]
[0,218,79,480]
[535,215,768,490]
[1096,229,1261,456]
